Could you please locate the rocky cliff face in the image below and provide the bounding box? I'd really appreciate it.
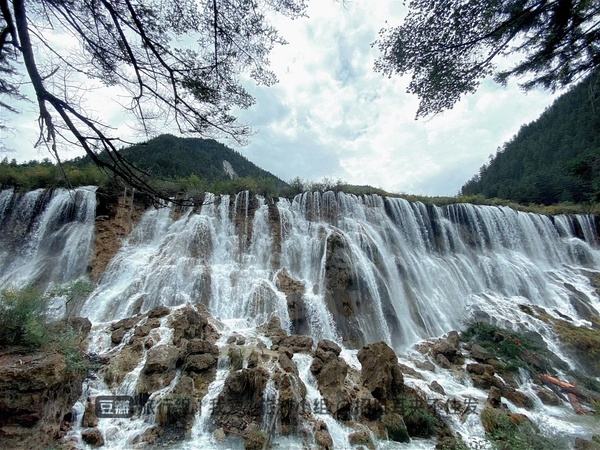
[0,319,91,449]
[90,188,148,281]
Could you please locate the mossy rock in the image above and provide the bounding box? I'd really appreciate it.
[554,320,600,376]
[382,412,409,443]
[481,406,565,450]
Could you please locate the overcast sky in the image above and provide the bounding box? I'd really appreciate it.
[0,1,561,196]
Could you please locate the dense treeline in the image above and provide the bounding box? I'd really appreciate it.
[462,71,600,204]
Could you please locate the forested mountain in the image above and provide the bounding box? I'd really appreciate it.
[1,135,286,194]
[461,72,600,204]
[74,134,285,186]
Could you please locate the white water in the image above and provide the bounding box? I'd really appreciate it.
[2,189,600,448]
[79,191,599,352]
[0,186,97,290]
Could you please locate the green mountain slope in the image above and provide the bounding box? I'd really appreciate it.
[75,134,286,186]
[461,72,600,204]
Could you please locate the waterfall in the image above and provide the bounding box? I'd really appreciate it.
[77,191,599,351]
[0,186,97,291]
[2,187,599,448]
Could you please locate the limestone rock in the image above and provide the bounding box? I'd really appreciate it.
[357,341,404,401]
[212,367,269,435]
[272,334,313,353]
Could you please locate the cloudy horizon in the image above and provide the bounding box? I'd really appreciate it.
[0,1,561,196]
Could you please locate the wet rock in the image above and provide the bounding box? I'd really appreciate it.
[226,333,246,345]
[65,317,92,339]
[575,437,600,450]
[110,316,139,332]
[213,428,226,442]
[186,339,219,356]
[349,426,375,449]
[317,339,341,356]
[0,350,87,448]
[82,398,98,428]
[170,305,218,346]
[275,370,306,433]
[311,345,352,420]
[467,363,495,376]
[111,327,128,345]
[414,359,436,372]
[314,420,333,449]
[533,386,561,406]
[487,386,502,408]
[244,428,267,450]
[103,338,144,386]
[430,380,445,395]
[81,428,104,447]
[148,305,170,318]
[228,346,244,370]
[502,388,534,409]
[434,353,452,369]
[272,334,313,353]
[323,232,375,347]
[471,373,505,391]
[261,316,287,339]
[276,269,309,335]
[278,351,298,375]
[156,376,197,432]
[144,336,155,349]
[357,342,404,401]
[143,344,179,374]
[382,412,410,443]
[470,343,493,362]
[431,332,461,363]
[185,353,218,372]
[137,344,179,394]
[213,367,269,435]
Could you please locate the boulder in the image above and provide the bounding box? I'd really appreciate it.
[311,346,352,420]
[470,343,493,362]
[185,353,217,372]
[382,412,410,443]
[169,305,218,346]
[143,344,179,374]
[212,367,269,435]
[185,339,219,356]
[273,335,313,353]
[357,342,404,401]
[81,428,104,447]
[317,339,341,356]
[314,421,333,449]
[502,388,534,409]
[533,386,561,406]
[276,269,309,335]
[148,305,170,318]
[430,380,445,395]
[349,427,375,448]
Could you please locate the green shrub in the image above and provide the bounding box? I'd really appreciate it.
[0,288,47,348]
[0,287,89,375]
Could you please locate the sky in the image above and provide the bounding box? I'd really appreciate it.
[0,1,561,196]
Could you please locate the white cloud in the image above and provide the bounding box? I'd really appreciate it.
[2,1,560,196]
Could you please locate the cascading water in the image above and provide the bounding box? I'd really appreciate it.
[2,187,599,449]
[0,186,97,290]
[80,191,599,351]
